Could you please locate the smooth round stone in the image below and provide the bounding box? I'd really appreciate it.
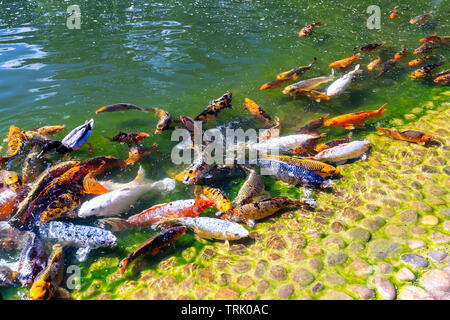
[323,235,345,249]
[276,284,294,300]
[291,267,314,286]
[372,276,397,300]
[431,231,450,244]
[181,277,195,290]
[331,221,345,233]
[404,113,416,120]
[197,266,215,283]
[269,265,287,281]
[350,285,374,300]
[346,227,371,242]
[406,239,427,250]
[444,221,450,231]
[350,258,373,277]
[218,273,231,285]
[265,234,287,250]
[311,282,324,293]
[236,275,253,288]
[399,286,434,300]
[385,225,406,237]
[421,269,450,298]
[411,107,423,114]
[324,272,345,285]
[327,252,348,266]
[321,290,353,300]
[396,267,416,281]
[307,242,323,255]
[399,209,417,223]
[411,226,425,234]
[215,287,239,300]
[232,259,252,273]
[256,280,270,294]
[370,239,402,259]
[254,260,268,278]
[379,262,392,274]
[242,291,257,300]
[401,254,429,268]
[421,215,439,225]
[362,217,386,232]
[348,242,364,252]
[427,251,448,262]
[411,201,432,212]
[308,258,323,271]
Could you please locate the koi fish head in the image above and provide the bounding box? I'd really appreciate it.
[194,198,215,213]
[322,166,340,176]
[418,133,435,145]
[29,280,55,300]
[4,172,23,192]
[224,224,250,240]
[183,158,208,184]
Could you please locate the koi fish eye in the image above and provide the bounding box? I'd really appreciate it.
[5,173,22,192]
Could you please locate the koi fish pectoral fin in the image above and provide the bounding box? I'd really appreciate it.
[343,124,355,130]
[75,247,91,262]
[360,153,368,161]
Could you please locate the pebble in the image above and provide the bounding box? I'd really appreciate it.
[331,221,345,233]
[430,231,450,244]
[256,280,270,294]
[350,258,373,277]
[308,258,323,272]
[307,242,323,255]
[215,287,239,300]
[421,269,450,299]
[379,262,392,274]
[327,252,348,266]
[323,235,346,249]
[321,290,353,300]
[350,285,374,300]
[265,233,287,250]
[232,259,252,273]
[362,216,385,231]
[269,265,287,281]
[399,209,417,223]
[291,267,314,286]
[398,285,434,300]
[427,251,448,262]
[311,282,324,293]
[406,239,427,250]
[276,284,294,300]
[401,253,429,268]
[348,242,364,252]
[370,239,402,259]
[346,227,371,242]
[254,259,268,278]
[236,275,253,288]
[421,215,438,225]
[197,266,215,283]
[396,267,416,281]
[385,225,406,237]
[372,276,397,300]
[286,248,306,262]
[324,272,345,285]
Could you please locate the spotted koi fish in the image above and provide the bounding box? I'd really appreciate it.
[233,167,264,206]
[394,44,407,60]
[413,43,439,55]
[194,92,233,122]
[433,69,450,84]
[276,58,317,80]
[222,197,315,227]
[32,125,66,136]
[420,33,450,43]
[408,55,434,66]
[323,104,386,130]
[329,53,360,68]
[194,185,233,213]
[107,132,150,146]
[264,154,339,177]
[298,22,322,37]
[292,133,325,155]
[17,237,47,287]
[375,59,397,79]
[360,42,385,52]
[390,8,399,19]
[314,136,351,153]
[96,103,148,114]
[119,226,186,275]
[367,57,381,71]
[243,98,271,125]
[296,89,330,102]
[376,127,435,145]
[99,198,215,232]
[410,61,444,80]
[29,244,69,300]
[148,107,173,134]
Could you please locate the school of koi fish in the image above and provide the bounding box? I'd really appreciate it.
[0,9,447,300]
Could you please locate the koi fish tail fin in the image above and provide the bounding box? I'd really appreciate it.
[131,165,147,185]
[354,64,362,73]
[377,103,387,116]
[83,174,109,194]
[375,126,388,135]
[98,218,133,232]
[330,68,335,77]
[118,258,129,275]
[311,57,317,66]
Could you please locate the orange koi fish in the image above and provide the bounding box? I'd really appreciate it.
[394,45,407,60]
[390,8,399,19]
[296,114,328,135]
[409,61,444,80]
[329,53,360,68]
[194,185,232,213]
[298,22,322,38]
[433,69,450,84]
[276,58,317,80]
[376,127,435,145]
[32,126,66,136]
[260,78,294,90]
[408,56,434,66]
[324,104,386,130]
[367,56,381,71]
[413,43,439,55]
[420,33,450,43]
[243,98,271,125]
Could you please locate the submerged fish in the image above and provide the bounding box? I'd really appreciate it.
[194,92,234,122]
[78,166,175,218]
[194,185,232,213]
[0,265,16,288]
[307,140,371,164]
[260,77,294,90]
[258,116,281,141]
[38,221,118,262]
[22,149,43,184]
[293,89,330,102]
[413,43,439,55]
[323,104,386,130]
[243,98,271,125]
[248,133,318,153]
[367,56,381,71]
[376,127,435,145]
[233,168,264,206]
[390,8,399,19]
[420,33,450,43]
[360,42,385,52]
[375,58,398,79]
[410,13,431,24]
[329,53,360,68]
[292,133,325,154]
[107,132,150,146]
[409,61,445,80]
[223,197,315,227]
[296,114,328,135]
[32,125,66,136]
[394,44,407,60]
[29,244,69,300]
[148,107,173,134]
[256,159,333,188]
[283,70,334,96]
[408,55,434,66]
[17,237,47,287]
[314,136,351,153]
[157,217,249,248]
[99,198,215,232]
[0,221,35,250]
[119,226,186,275]
[276,58,317,80]
[96,103,148,114]
[326,64,361,97]
[298,22,322,38]
[433,69,450,84]
[264,154,339,177]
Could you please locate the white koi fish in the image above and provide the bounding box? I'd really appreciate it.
[308,140,370,164]
[248,134,317,153]
[326,64,362,97]
[78,166,175,218]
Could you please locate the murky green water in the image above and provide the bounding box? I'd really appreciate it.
[0,0,449,299]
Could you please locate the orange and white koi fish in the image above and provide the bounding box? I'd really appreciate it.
[307,140,371,163]
[298,22,322,38]
[394,44,407,59]
[390,8,399,19]
[433,69,450,84]
[244,98,271,125]
[324,104,386,130]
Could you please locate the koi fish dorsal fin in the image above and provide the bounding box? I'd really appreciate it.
[132,166,147,185]
[378,103,387,115]
[83,174,109,194]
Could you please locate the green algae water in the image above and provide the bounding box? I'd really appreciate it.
[0,0,449,300]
